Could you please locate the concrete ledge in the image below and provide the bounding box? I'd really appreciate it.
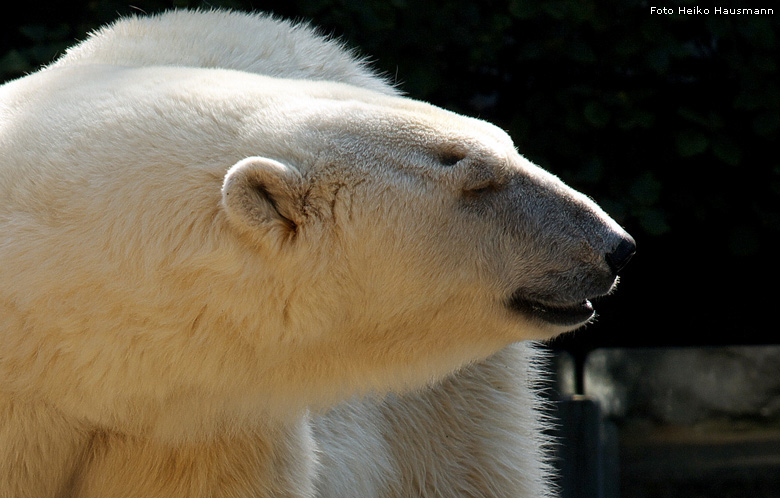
[567,345,780,498]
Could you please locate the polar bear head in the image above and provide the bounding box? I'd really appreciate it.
[211,81,634,400]
[0,11,634,424]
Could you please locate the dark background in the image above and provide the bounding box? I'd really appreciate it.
[2,0,778,359]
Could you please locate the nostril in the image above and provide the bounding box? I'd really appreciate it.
[605,236,636,274]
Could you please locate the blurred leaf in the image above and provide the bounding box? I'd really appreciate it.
[0,50,31,75]
[752,54,778,73]
[712,137,743,166]
[629,172,662,205]
[734,88,765,110]
[728,226,760,257]
[645,47,670,73]
[637,208,671,236]
[19,25,48,42]
[615,38,641,56]
[599,198,629,223]
[584,100,610,128]
[508,0,539,19]
[616,109,655,130]
[675,129,709,157]
[753,111,780,137]
[570,42,596,63]
[572,159,604,185]
[541,1,569,20]
[737,17,776,49]
[678,108,724,131]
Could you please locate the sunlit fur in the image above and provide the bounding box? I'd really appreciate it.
[0,9,629,497]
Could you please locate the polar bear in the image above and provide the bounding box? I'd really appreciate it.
[0,9,634,498]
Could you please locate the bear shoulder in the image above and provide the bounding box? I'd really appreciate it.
[48,9,396,96]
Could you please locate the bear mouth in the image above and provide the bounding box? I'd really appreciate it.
[507,295,595,327]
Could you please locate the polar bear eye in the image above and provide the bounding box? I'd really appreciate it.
[462,179,501,198]
[437,149,467,167]
[461,163,505,198]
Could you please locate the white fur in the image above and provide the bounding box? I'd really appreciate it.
[49,9,395,95]
[313,343,554,497]
[0,9,628,497]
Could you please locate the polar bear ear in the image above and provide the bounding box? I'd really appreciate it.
[221,157,306,237]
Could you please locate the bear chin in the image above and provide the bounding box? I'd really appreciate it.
[507,296,596,327]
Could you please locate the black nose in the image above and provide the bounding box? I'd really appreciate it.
[605,235,636,274]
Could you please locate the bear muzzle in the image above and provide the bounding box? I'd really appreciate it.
[507,295,597,328]
[506,232,635,329]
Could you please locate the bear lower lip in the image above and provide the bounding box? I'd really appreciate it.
[508,297,595,327]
